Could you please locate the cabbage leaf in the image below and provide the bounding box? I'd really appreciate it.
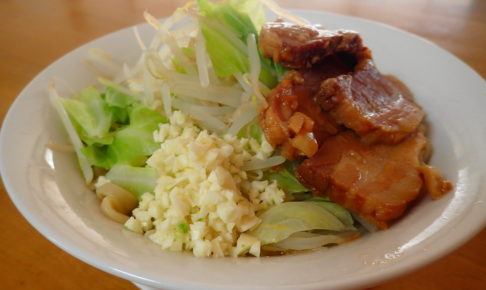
[107,104,167,167]
[250,202,355,245]
[105,164,158,199]
[60,87,113,141]
[197,0,280,88]
[267,167,308,194]
[61,86,167,169]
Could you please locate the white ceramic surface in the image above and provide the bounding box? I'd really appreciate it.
[1,10,486,290]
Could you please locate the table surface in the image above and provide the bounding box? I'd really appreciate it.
[1,0,485,289]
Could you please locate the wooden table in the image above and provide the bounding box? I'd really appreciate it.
[1,0,485,289]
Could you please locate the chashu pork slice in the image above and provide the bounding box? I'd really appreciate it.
[296,131,451,229]
[259,21,364,69]
[317,57,425,144]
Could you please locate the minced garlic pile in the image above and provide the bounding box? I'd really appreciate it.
[124,111,285,257]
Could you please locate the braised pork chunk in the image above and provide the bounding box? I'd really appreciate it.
[296,131,451,229]
[261,56,355,159]
[259,21,451,229]
[317,57,425,144]
[259,21,364,69]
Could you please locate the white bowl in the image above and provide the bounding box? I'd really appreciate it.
[1,10,485,290]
